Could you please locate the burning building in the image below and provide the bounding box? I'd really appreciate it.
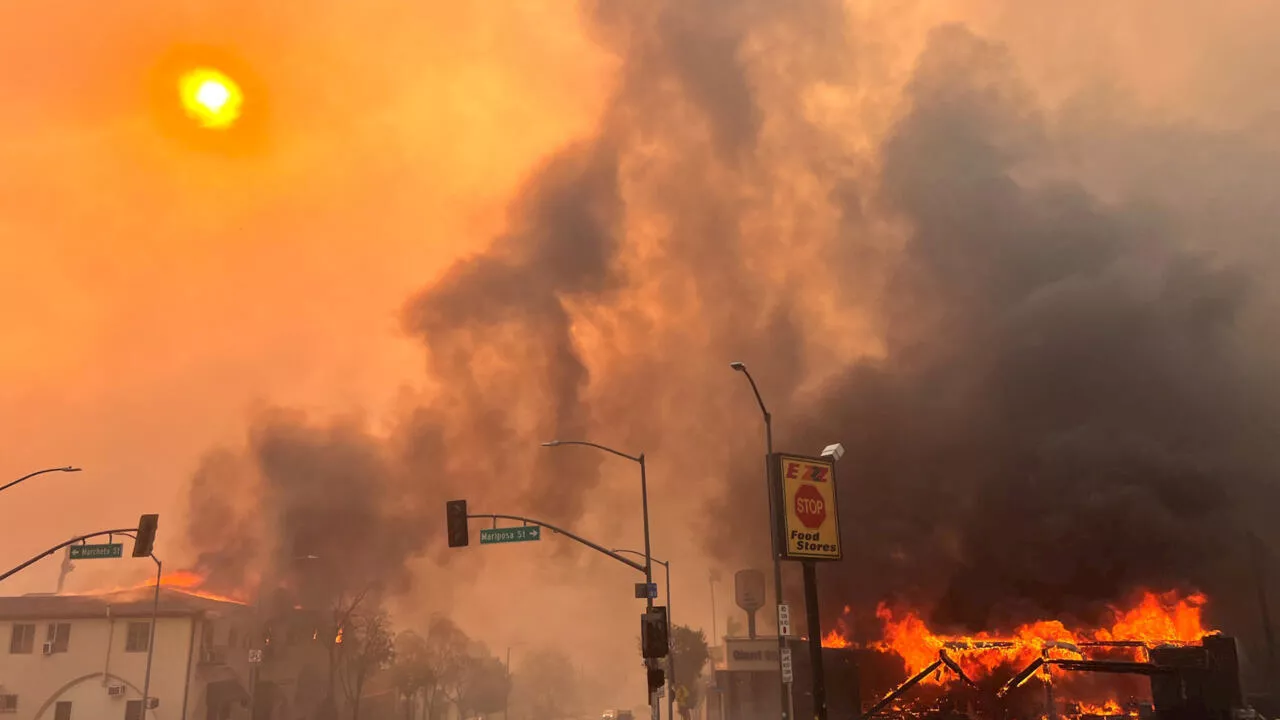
[0,584,252,720]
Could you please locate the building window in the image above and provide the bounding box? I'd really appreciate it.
[0,694,16,713]
[125,622,151,653]
[46,623,71,653]
[8,624,34,654]
[124,700,142,720]
[54,701,71,720]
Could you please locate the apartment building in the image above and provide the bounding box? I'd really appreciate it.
[0,588,252,720]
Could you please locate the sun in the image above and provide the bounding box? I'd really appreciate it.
[178,68,243,129]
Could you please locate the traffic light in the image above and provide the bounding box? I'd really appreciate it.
[133,514,159,558]
[446,500,469,548]
[647,666,665,695]
[641,607,669,659]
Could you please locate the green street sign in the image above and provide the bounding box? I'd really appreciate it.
[69,543,124,560]
[479,526,542,545]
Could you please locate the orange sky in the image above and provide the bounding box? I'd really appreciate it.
[3,0,1279,708]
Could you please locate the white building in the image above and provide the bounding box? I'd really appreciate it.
[0,588,254,720]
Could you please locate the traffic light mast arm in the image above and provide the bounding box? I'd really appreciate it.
[468,513,647,574]
[0,527,141,583]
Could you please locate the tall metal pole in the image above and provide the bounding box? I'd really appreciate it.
[802,562,826,720]
[142,555,161,719]
[541,441,657,718]
[0,466,81,494]
[665,560,675,720]
[709,572,718,646]
[731,362,790,720]
[505,646,513,720]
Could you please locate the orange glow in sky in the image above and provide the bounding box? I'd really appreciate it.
[178,67,242,129]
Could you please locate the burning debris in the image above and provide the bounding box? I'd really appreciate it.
[815,590,1230,720]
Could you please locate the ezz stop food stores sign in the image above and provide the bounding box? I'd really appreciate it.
[771,453,842,561]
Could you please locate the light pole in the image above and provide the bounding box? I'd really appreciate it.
[505,642,525,720]
[0,466,81,494]
[615,549,675,720]
[541,440,656,715]
[729,361,790,720]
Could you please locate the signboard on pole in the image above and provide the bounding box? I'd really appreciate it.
[780,647,794,683]
[777,604,791,637]
[770,453,842,561]
[69,543,123,560]
[479,526,542,544]
[635,582,659,599]
[248,649,263,664]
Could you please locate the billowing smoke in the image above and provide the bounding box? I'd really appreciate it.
[185,0,1280,648]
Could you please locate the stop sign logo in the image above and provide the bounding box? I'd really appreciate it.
[794,485,826,529]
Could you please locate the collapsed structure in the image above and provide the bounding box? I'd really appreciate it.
[706,635,1251,720]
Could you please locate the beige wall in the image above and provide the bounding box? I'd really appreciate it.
[0,614,201,720]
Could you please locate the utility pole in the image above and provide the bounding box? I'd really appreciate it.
[730,362,790,720]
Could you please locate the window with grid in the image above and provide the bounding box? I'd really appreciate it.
[54,701,71,720]
[0,695,16,713]
[125,622,151,653]
[124,700,142,720]
[8,624,34,654]
[46,622,71,653]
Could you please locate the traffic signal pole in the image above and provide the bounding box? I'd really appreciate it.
[0,527,142,582]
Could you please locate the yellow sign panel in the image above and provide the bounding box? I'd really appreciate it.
[774,454,842,561]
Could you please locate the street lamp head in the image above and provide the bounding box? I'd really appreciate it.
[540,441,561,447]
[821,443,845,463]
[62,467,82,473]
[729,361,746,372]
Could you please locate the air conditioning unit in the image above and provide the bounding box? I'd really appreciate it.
[145,697,160,710]
[41,641,54,655]
[107,685,126,698]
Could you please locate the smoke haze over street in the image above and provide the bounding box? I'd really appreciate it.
[3,0,1280,702]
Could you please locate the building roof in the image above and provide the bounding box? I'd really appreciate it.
[0,588,247,620]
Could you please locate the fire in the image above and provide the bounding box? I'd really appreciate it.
[65,569,248,606]
[821,590,1212,683]
[335,627,344,644]
[1076,700,1125,717]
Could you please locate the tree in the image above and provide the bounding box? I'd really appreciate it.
[512,648,578,720]
[455,655,511,719]
[336,608,395,720]
[669,625,710,719]
[423,616,473,720]
[391,631,433,720]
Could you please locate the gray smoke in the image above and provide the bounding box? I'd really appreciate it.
[184,1,1280,643]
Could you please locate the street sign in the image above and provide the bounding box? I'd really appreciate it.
[778,604,791,636]
[69,543,123,560]
[479,526,542,544]
[248,649,263,664]
[780,647,794,683]
[635,582,658,599]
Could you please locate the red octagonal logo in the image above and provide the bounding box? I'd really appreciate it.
[794,484,826,529]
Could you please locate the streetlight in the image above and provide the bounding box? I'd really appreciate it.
[0,466,81,495]
[541,440,657,717]
[615,549,675,720]
[729,361,790,720]
[539,441,653,609]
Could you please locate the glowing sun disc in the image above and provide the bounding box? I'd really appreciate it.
[178,68,243,129]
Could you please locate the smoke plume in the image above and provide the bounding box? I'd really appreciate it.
[180,0,1280,647]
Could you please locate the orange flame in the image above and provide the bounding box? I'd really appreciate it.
[821,589,1211,684]
[65,569,247,606]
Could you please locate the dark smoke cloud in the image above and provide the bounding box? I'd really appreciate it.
[184,1,1280,650]
[788,24,1280,632]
